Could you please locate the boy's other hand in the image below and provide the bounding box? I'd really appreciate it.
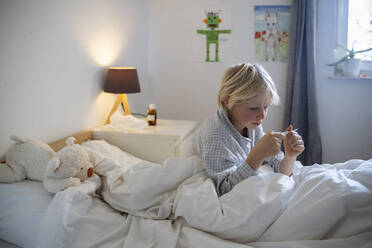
[283,125,305,158]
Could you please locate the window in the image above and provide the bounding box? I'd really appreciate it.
[347,0,372,61]
[334,0,372,77]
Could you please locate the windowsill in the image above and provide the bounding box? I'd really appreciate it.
[329,63,372,80]
[329,75,372,80]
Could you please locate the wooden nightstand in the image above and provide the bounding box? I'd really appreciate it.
[92,119,199,163]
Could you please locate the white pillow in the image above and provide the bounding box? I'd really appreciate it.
[82,139,145,171]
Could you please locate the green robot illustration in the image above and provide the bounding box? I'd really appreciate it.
[197,11,231,62]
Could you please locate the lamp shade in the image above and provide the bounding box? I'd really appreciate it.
[104,67,141,94]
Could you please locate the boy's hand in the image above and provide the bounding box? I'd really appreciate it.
[252,131,284,158]
[247,130,284,170]
[283,125,305,158]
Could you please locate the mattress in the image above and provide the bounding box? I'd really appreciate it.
[0,180,53,248]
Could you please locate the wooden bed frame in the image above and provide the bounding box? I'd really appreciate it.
[48,130,92,152]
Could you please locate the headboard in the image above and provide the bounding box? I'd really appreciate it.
[48,130,92,152]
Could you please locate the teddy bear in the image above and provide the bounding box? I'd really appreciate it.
[0,135,95,193]
[0,135,56,183]
[43,137,95,193]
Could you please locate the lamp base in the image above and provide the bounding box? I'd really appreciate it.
[105,94,131,124]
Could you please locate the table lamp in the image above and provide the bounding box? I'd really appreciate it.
[104,67,141,124]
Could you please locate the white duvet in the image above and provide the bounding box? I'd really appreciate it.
[36,140,372,248]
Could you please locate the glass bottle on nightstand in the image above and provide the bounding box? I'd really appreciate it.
[147,104,157,126]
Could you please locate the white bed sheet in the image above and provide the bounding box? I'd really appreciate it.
[0,139,145,248]
[2,139,372,248]
[0,180,53,248]
[37,140,372,247]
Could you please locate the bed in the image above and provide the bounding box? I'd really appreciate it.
[0,130,372,248]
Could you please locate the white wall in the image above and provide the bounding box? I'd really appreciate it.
[147,0,292,134]
[0,0,149,157]
[316,0,372,163]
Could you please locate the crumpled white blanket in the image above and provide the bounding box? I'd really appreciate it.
[36,140,372,248]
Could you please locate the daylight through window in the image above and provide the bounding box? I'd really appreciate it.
[348,0,372,60]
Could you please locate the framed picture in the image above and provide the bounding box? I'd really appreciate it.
[254,5,291,62]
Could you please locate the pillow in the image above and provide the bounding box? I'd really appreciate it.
[82,139,145,171]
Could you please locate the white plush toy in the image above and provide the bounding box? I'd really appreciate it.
[0,135,56,183]
[43,137,95,193]
[0,135,95,194]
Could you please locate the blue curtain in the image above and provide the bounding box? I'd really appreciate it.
[283,0,322,165]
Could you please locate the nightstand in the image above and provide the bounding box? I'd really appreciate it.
[92,119,199,163]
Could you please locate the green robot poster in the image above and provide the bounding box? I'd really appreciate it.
[196,10,231,62]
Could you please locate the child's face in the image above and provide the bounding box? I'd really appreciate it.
[229,93,271,133]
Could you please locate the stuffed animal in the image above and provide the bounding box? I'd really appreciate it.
[43,137,94,193]
[0,135,95,194]
[0,135,56,183]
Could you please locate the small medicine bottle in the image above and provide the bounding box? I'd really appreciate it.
[147,104,157,126]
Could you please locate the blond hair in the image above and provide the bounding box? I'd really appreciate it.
[217,63,279,111]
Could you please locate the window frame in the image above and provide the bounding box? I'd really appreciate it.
[335,0,372,75]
